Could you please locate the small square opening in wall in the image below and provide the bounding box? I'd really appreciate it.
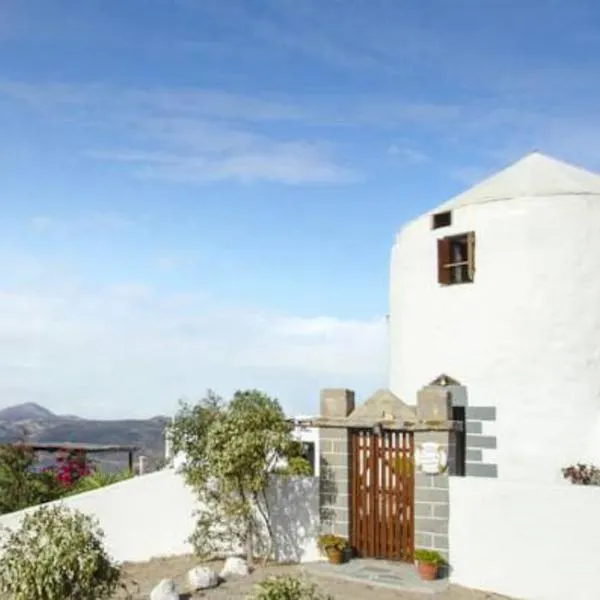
[437,231,476,285]
[432,211,452,229]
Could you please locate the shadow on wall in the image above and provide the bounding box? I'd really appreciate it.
[267,475,320,563]
[318,457,337,528]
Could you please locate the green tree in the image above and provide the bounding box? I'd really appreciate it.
[171,389,310,564]
[0,445,62,515]
[168,389,224,483]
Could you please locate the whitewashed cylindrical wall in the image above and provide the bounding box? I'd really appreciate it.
[389,194,600,484]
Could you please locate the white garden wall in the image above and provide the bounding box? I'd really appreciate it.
[449,477,600,600]
[0,469,320,564]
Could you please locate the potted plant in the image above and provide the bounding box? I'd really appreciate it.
[413,549,445,581]
[318,534,348,564]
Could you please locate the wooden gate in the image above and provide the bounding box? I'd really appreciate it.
[350,429,414,561]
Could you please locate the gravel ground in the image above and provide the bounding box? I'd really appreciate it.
[113,555,513,600]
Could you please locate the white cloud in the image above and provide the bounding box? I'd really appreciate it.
[89,140,356,185]
[0,81,356,185]
[0,277,387,419]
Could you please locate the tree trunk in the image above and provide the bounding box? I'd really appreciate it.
[245,521,254,566]
[255,489,273,566]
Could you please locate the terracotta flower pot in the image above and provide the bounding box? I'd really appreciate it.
[326,548,344,564]
[417,562,438,581]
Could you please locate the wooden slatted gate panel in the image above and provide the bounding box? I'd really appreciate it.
[350,429,414,562]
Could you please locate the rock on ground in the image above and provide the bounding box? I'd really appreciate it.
[220,556,250,578]
[187,565,220,590]
[149,578,178,600]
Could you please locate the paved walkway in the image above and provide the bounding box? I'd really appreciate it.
[302,559,449,595]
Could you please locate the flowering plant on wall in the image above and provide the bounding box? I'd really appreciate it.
[562,463,600,485]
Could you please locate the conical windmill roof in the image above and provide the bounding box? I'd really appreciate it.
[434,152,600,212]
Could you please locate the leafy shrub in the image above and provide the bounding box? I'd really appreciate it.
[273,456,313,477]
[0,504,122,600]
[413,548,446,566]
[247,575,333,600]
[0,445,63,515]
[562,464,600,485]
[317,534,347,552]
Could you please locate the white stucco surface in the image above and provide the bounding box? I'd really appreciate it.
[0,469,196,563]
[389,153,600,483]
[449,477,600,600]
[0,469,320,564]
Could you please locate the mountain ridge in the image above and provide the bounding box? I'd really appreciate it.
[0,402,58,422]
[0,402,169,471]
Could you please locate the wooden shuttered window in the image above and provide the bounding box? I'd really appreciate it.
[437,231,476,285]
[437,237,452,285]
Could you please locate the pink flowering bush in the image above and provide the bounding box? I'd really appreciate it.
[42,449,93,488]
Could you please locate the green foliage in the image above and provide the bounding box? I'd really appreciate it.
[63,469,134,497]
[170,389,306,562]
[273,456,313,477]
[0,445,63,515]
[247,575,333,600]
[0,504,123,600]
[317,534,347,552]
[413,548,445,566]
[168,390,224,488]
[272,440,313,476]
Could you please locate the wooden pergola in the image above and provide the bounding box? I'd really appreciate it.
[13,442,138,472]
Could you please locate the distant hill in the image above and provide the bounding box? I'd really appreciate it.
[0,402,57,422]
[0,403,169,472]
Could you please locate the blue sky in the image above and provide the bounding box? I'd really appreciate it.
[0,0,599,418]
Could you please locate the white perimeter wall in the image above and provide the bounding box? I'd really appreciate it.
[449,477,600,600]
[0,469,320,564]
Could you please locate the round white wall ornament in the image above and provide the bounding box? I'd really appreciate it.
[415,442,448,475]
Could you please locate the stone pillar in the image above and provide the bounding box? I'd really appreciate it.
[414,386,452,563]
[318,389,355,538]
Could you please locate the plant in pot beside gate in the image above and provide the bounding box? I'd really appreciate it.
[413,549,445,581]
[318,534,348,565]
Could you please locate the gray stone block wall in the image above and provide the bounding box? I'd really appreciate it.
[318,389,355,538]
[318,427,350,537]
[464,405,498,478]
[413,448,450,561]
[448,386,498,479]
[413,387,452,562]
